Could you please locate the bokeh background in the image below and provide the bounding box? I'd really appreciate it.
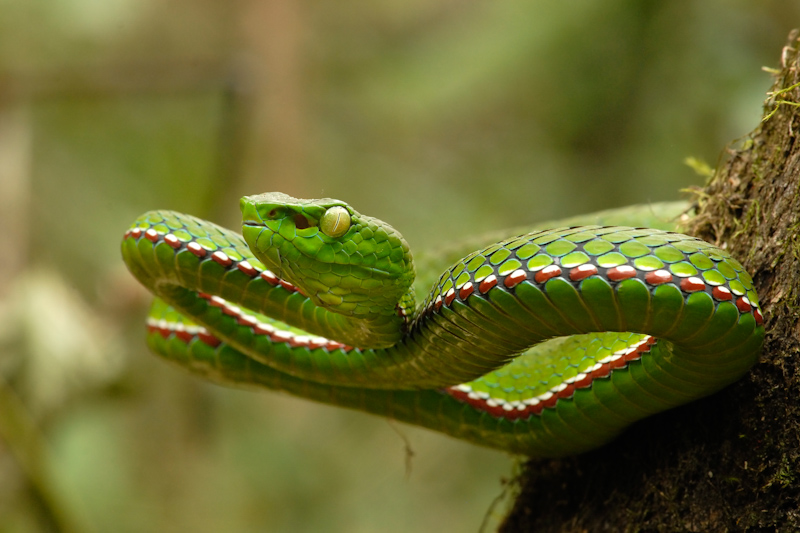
[0,1,797,532]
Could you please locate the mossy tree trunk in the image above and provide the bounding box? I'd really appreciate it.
[501,30,800,532]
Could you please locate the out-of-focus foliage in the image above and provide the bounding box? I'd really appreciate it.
[0,1,796,531]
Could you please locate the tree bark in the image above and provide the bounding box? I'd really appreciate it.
[500,30,800,532]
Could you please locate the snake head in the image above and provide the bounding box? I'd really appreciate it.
[241,192,415,318]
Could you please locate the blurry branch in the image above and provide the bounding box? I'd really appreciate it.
[207,65,253,222]
[0,376,82,533]
[0,60,254,221]
[0,103,31,297]
[0,61,235,99]
[239,0,309,198]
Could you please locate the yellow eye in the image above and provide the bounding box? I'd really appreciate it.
[320,206,351,238]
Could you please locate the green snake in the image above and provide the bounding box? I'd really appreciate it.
[121,193,764,456]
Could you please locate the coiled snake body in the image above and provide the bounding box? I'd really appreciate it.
[121,193,764,456]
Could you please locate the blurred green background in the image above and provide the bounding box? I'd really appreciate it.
[0,1,796,531]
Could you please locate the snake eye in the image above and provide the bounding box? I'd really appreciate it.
[320,206,351,238]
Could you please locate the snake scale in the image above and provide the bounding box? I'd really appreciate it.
[121,193,764,456]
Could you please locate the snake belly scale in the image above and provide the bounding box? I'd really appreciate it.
[121,193,764,456]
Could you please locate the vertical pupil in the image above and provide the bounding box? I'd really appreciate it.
[321,207,349,237]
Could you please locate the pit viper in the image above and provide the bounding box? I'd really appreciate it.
[121,193,764,456]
